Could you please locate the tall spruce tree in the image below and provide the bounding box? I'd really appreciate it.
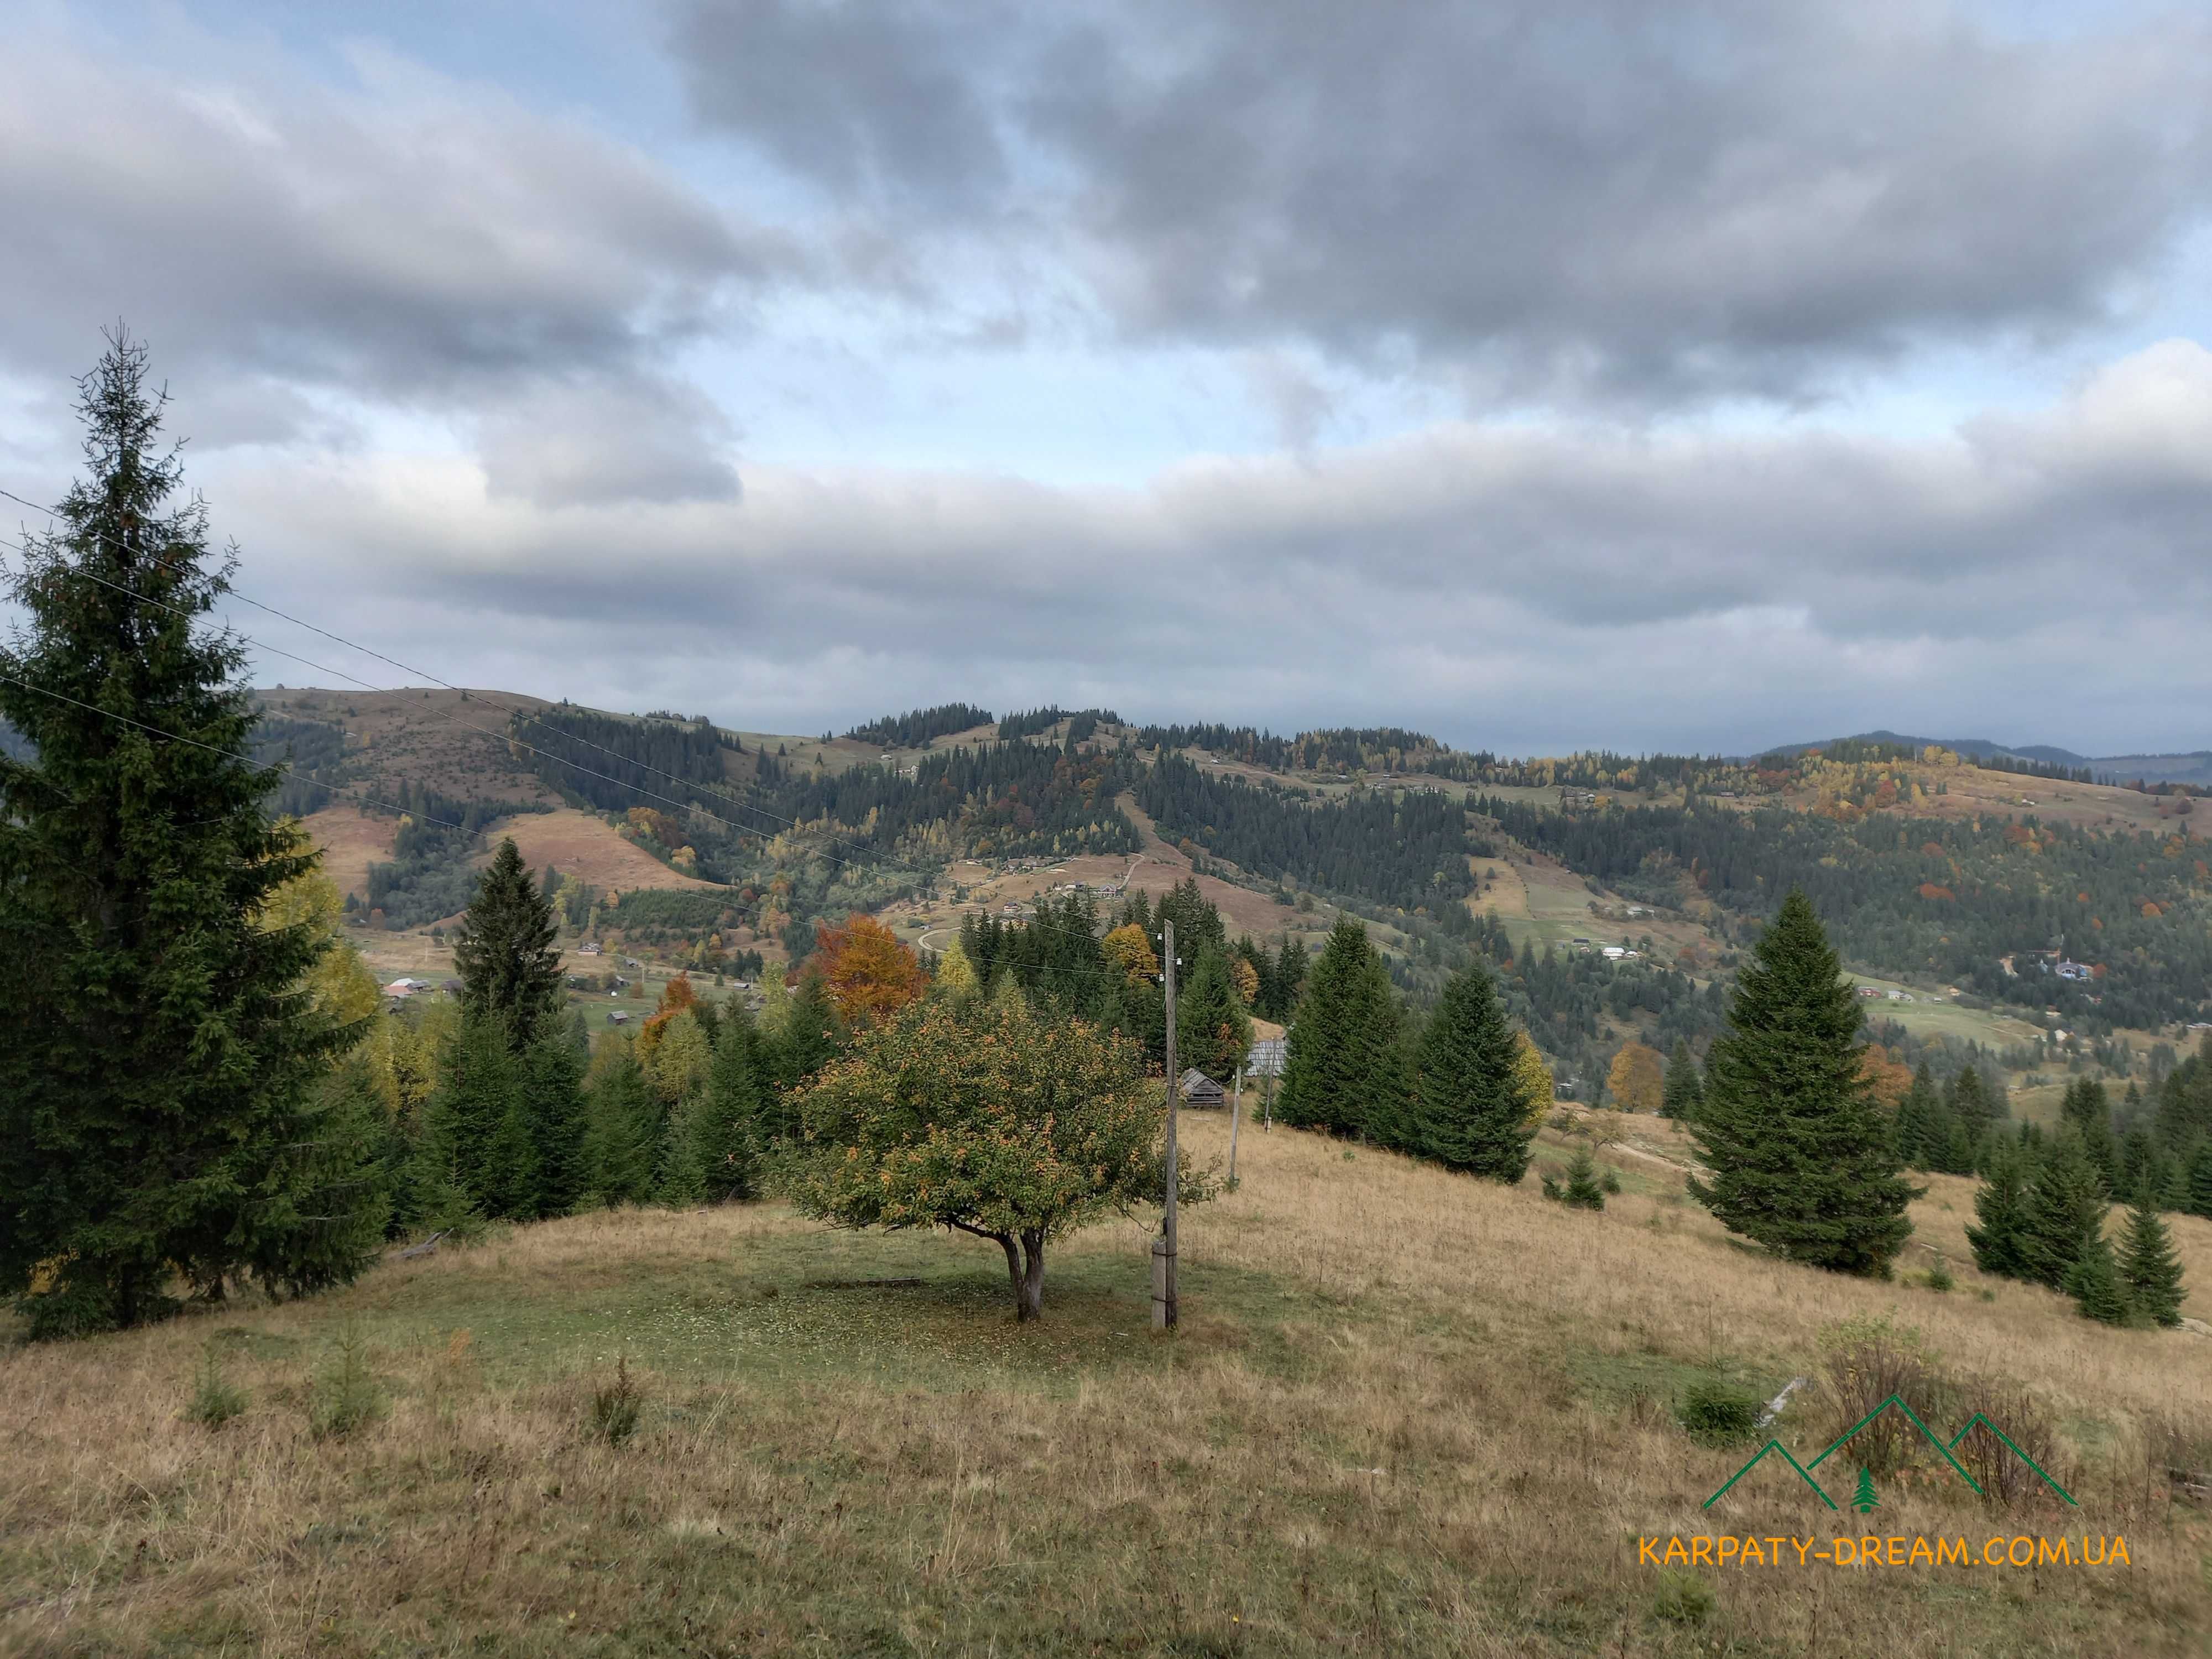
[774,970,846,1096]
[1686,889,1917,1276]
[1272,936,1308,1020]
[2020,1128,2109,1292]
[424,1012,526,1218]
[0,333,363,1335]
[1947,1067,1996,1151]
[1965,1138,2035,1280]
[1410,963,1535,1181]
[1661,1039,1704,1121]
[2060,1077,2119,1193]
[2187,1139,2212,1221]
[1277,916,1404,1141]
[1176,944,1252,1084]
[2117,1191,2185,1327]
[585,1048,658,1206]
[1892,1063,1938,1171]
[246,1056,394,1301]
[519,1026,589,1217]
[451,838,563,1050]
[693,1014,765,1202]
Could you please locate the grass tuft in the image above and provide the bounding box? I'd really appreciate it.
[590,1353,643,1447]
[1652,1567,1715,1624]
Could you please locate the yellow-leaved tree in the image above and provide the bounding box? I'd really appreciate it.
[1512,1032,1556,1127]
[1101,922,1160,985]
[260,862,380,1037]
[1228,955,1260,1007]
[933,935,981,1000]
[1605,1041,1665,1113]
[645,1009,712,1103]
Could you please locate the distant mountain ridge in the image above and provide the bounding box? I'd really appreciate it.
[1751,729,2211,785]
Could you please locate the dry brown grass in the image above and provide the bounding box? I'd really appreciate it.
[296,806,396,903]
[484,807,720,895]
[3,1117,2207,1657]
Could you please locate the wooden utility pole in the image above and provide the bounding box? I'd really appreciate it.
[1154,919,1180,1329]
[1228,1051,1243,1186]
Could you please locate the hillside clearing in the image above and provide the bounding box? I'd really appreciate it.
[298,805,395,902]
[5,1115,2206,1657]
[484,807,722,895]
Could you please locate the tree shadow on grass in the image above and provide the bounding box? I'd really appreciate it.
[333,1224,1321,1395]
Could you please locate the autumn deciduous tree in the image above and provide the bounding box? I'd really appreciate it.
[1856,1044,1914,1110]
[1101,922,1160,985]
[637,972,701,1067]
[1512,1033,1556,1127]
[1605,1041,1665,1113]
[1228,954,1260,1007]
[781,998,1204,1321]
[812,913,927,1026]
[933,936,982,1000]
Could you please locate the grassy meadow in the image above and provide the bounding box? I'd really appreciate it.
[4,1115,2209,1657]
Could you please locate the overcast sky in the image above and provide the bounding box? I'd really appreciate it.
[4,1,2210,757]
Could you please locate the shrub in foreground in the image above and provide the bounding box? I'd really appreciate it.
[1677,1379,1762,1447]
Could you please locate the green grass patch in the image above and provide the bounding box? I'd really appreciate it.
[213,1225,1329,1399]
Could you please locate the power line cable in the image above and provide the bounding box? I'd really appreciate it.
[1,489,1042,880]
[0,487,1185,974]
[0,669,472,834]
[2,481,1030,875]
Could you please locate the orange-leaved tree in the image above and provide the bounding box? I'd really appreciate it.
[812,913,926,1027]
[1856,1043,1914,1110]
[636,972,700,1065]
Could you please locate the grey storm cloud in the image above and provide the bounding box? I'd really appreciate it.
[672,0,2212,400]
[0,38,781,499]
[205,338,2212,753]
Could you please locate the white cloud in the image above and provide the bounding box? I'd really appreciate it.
[192,338,2212,754]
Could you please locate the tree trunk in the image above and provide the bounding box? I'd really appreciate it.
[1017,1228,1046,1322]
[993,1230,1025,1317]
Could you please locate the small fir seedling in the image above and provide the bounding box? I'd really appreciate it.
[1599,1165,1622,1196]
[1562,1145,1606,1211]
[186,1343,248,1429]
[1925,1259,1954,1293]
[308,1327,385,1439]
[591,1354,643,1447]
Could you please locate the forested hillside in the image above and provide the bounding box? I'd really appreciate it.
[522,706,738,812]
[243,685,2210,1103]
[845,703,993,748]
[1135,753,1478,911]
[1484,795,2212,1031]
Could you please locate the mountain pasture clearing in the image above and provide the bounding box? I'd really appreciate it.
[6,1115,2205,1657]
